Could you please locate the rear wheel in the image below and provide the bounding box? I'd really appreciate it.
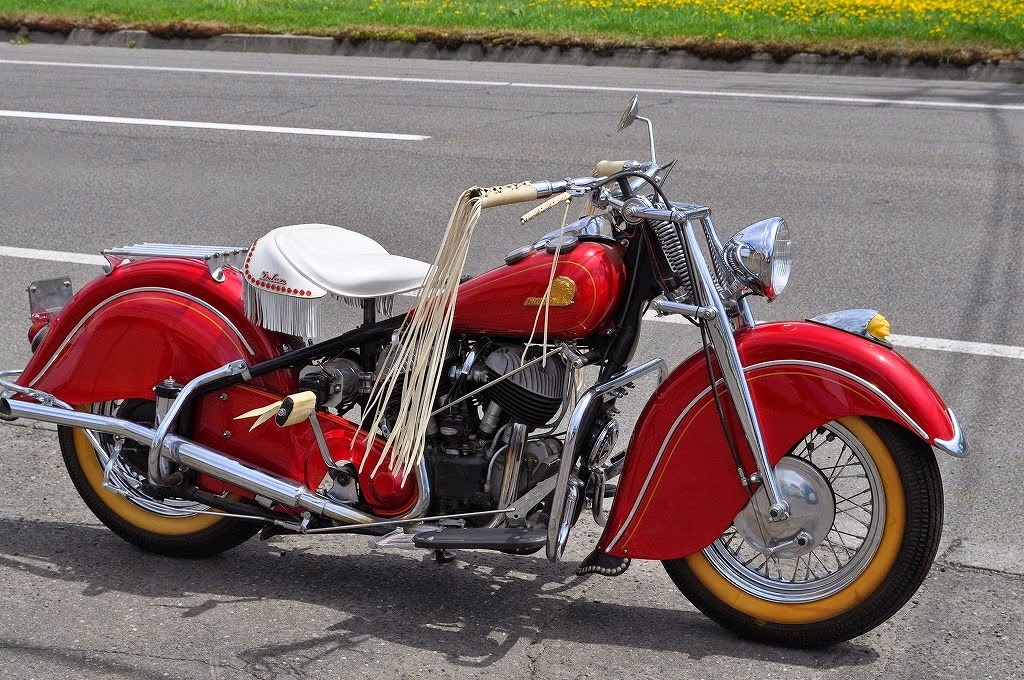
[59,400,259,557]
[663,417,943,647]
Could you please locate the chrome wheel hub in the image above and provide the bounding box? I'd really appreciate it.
[733,456,835,559]
[90,400,208,518]
[703,422,886,603]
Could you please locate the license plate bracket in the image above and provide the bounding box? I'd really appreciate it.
[28,277,73,318]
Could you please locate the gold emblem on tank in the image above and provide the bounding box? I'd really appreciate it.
[524,276,577,307]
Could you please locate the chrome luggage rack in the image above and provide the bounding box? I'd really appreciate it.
[102,243,248,282]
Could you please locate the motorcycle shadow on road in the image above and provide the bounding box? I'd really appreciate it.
[0,519,879,673]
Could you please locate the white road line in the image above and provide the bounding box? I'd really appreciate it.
[2,245,1021,361]
[888,334,1024,360]
[0,109,430,140]
[642,309,690,325]
[508,81,1024,112]
[638,310,1024,359]
[0,59,509,87]
[1,58,1022,113]
[0,246,106,266]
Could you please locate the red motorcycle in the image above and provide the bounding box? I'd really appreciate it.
[0,97,966,647]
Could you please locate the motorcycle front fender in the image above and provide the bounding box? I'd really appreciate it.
[597,320,964,561]
[18,258,295,403]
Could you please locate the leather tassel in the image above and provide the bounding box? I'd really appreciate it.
[359,189,483,482]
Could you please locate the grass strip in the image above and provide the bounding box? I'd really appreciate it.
[2,0,1021,64]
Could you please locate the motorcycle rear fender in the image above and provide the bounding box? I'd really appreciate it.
[598,320,962,561]
[19,258,296,403]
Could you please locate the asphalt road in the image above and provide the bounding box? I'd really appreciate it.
[0,43,1022,679]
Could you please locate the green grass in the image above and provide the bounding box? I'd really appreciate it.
[2,0,1021,63]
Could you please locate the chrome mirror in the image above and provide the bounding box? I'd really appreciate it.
[616,95,657,163]
[618,95,639,132]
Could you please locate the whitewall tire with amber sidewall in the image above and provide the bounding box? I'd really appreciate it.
[58,401,259,557]
[663,416,943,647]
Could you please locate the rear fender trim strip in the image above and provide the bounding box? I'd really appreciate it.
[29,286,257,387]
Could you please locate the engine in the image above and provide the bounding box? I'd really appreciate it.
[427,343,568,520]
[297,342,569,523]
[482,346,566,426]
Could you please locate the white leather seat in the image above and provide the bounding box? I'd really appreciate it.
[244,223,429,299]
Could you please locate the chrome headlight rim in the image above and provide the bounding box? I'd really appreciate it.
[724,216,792,300]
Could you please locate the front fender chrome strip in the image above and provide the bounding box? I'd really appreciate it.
[933,407,969,458]
[604,358,945,554]
[753,360,928,440]
[604,379,713,553]
[29,286,257,388]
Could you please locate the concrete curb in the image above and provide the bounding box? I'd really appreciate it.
[4,26,1024,83]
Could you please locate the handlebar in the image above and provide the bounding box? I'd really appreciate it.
[617,197,710,225]
[593,160,634,177]
[475,182,539,208]
[474,177,596,208]
[474,161,672,214]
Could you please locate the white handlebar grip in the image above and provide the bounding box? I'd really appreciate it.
[476,182,539,208]
[593,160,630,177]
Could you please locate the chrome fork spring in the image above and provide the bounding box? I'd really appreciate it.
[701,218,730,291]
[652,222,693,301]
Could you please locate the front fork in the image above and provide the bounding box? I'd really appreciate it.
[679,218,791,522]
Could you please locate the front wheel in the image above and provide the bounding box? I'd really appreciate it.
[663,417,943,648]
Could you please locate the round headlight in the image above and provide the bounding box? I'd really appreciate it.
[724,217,793,300]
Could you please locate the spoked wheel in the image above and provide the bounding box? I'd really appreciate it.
[663,416,943,647]
[58,399,259,557]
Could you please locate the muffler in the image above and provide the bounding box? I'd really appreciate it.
[0,397,379,525]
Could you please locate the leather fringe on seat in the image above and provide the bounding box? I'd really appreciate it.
[333,294,395,318]
[244,283,396,340]
[244,282,321,340]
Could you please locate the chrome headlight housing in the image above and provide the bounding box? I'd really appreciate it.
[724,217,793,300]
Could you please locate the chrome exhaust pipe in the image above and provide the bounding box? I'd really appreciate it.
[0,397,378,525]
[167,438,375,524]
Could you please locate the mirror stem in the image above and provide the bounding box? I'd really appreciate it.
[638,116,657,163]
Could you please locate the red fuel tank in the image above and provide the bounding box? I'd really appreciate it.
[452,241,626,339]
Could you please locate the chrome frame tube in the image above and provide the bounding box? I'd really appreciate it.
[679,217,790,520]
[148,360,249,485]
[1,396,432,525]
[303,507,513,534]
[546,358,667,561]
[488,422,529,528]
[400,456,432,521]
[0,369,105,455]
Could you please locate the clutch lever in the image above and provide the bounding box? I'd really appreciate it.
[520,176,604,224]
[521,192,571,224]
